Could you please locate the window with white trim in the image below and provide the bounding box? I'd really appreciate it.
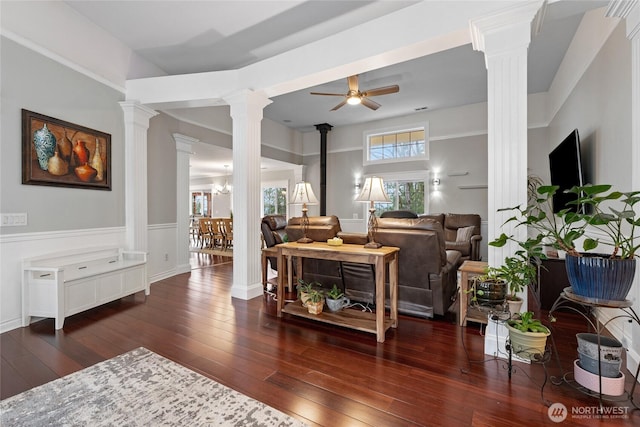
[366,172,428,215]
[364,124,428,164]
[262,182,288,216]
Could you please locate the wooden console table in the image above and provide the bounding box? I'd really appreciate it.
[276,242,399,343]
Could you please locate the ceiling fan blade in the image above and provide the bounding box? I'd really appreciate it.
[361,97,381,111]
[362,85,399,97]
[310,92,346,96]
[347,75,359,92]
[331,99,348,111]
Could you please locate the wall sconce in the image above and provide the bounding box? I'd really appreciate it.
[432,178,441,186]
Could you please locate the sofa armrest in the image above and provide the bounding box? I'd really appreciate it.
[470,234,482,261]
[337,231,369,245]
[445,240,471,257]
[445,250,462,269]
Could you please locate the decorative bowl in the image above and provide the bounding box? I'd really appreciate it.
[327,238,343,246]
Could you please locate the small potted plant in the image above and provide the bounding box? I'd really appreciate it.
[297,279,318,307]
[467,274,507,309]
[305,289,325,315]
[506,311,550,361]
[325,284,350,312]
[488,232,546,316]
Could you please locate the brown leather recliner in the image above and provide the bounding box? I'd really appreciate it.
[375,217,461,317]
[285,216,373,303]
[261,214,288,270]
[442,213,482,261]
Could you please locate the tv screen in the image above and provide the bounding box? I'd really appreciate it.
[548,129,584,213]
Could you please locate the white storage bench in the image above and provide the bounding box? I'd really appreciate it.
[22,247,148,330]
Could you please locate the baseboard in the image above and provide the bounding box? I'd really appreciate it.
[150,268,177,284]
[0,318,24,334]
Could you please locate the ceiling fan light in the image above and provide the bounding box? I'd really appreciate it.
[347,95,361,105]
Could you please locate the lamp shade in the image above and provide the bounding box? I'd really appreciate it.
[290,182,319,205]
[355,176,391,203]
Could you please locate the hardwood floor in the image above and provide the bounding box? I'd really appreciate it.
[2,253,638,426]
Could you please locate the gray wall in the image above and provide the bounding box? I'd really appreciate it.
[0,37,125,234]
[548,23,631,191]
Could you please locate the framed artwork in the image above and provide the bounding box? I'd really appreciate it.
[22,109,112,190]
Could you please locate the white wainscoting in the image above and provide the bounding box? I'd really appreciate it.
[0,227,126,333]
[0,223,182,333]
[148,223,180,283]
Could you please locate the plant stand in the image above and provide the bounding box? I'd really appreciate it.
[505,334,553,405]
[548,287,640,412]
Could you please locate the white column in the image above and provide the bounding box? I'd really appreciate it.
[119,101,158,252]
[224,90,272,300]
[174,133,198,275]
[470,1,544,269]
[606,0,640,380]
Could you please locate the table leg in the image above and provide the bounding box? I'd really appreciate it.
[459,270,469,327]
[261,251,268,287]
[389,253,398,328]
[277,250,284,317]
[288,255,295,295]
[375,256,385,343]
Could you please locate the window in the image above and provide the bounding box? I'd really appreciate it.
[191,191,211,216]
[376,180,426,215]
[364,124,428,164]
[262,186,287,216]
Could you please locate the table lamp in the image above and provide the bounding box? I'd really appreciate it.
[355,176,391,248]
[290,181,319,243]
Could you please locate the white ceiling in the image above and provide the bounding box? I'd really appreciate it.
[63,0,608,178]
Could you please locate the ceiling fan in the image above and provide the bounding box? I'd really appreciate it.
[310,75,399,111]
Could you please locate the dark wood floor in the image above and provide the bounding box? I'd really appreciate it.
[2,253,638,426]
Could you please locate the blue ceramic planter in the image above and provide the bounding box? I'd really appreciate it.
[565,253,636,301]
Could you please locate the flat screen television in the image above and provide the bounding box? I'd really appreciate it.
[548,129,585,213]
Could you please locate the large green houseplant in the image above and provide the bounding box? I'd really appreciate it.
[495,180,640,301]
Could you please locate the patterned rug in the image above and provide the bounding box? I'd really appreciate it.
[1,347,305,427]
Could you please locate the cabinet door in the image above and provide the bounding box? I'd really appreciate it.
[123,267,145,293]
[539,259,567,310]
[97,272,124,302]
[66,278,98,315]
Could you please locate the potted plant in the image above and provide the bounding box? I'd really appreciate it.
[467,274,507,309]
[496,180,640,301]
[506,311,550,361]
[325,284,350,312]
[305,289,324,315]
[488,230,546,316]
[297,279,318,307]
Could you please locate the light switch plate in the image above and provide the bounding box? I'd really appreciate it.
[1,213,28,226]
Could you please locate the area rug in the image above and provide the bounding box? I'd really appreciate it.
[191,247,233,257]
[1,347,305,427]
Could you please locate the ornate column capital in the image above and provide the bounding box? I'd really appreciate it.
[470,1,545,65]
[173,133,199,154]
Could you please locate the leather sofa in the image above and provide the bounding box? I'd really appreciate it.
[261,214,288,271]
[421,213,482,261]
[284,215,461,318]
[375,217,461,317]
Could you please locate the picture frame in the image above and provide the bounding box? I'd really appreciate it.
[22,109,112,190]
